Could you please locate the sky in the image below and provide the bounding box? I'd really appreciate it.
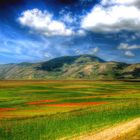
[0,0,140,64]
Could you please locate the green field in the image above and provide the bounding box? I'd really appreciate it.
[0,80,140,140]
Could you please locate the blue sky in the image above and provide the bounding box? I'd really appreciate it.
[0,0,140,64]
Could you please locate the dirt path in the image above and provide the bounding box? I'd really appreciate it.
[71,118,140,140]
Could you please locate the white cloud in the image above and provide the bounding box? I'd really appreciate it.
[74,49,81,55]
[118,43,140,50]
[124,51,135,57]
[91,47,99,54]
[101,0,140,6]
[81,0,140,32]
[19,9,74,36]
[61,13,76,24]
[77,30,86,36]
[63,14,74,24]
[117,43,140,57]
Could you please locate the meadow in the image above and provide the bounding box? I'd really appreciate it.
[0,80,140,140]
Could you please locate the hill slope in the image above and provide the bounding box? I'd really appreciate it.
[0,55,140,80]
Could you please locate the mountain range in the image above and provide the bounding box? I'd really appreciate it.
[0,55,140,80]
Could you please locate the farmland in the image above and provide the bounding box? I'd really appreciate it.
[0,80,140,140]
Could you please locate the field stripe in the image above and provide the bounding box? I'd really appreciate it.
[71,118,140,140]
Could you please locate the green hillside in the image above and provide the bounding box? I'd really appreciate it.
[0,55,140,80]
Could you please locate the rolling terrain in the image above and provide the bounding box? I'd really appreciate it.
[0,80,140,140]
[0,55,140,80]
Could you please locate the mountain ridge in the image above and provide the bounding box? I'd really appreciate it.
[0,55,140,80]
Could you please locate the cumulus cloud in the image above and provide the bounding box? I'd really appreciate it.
[76,29,86,36]
[101,0,140,7]
[59,10,75,24]
[118,43,140,50]
[117,43,140,57]
[91,47,99,54]
[60,12,77,24]
[124,51,135,57]
[63,14,74,24]
[81,0,140,32]
[19,9,74,36]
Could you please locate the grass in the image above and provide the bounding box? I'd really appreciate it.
[0,80,140,140]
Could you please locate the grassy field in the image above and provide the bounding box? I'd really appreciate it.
[0,80,140,140]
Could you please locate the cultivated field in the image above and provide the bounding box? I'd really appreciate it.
[0,80,140,140]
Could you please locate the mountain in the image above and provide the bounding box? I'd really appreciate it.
[0,55,140,80]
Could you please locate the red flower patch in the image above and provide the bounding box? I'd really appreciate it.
[27,99,56,105]
[42,102,107,107]
[0,108,17,112]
